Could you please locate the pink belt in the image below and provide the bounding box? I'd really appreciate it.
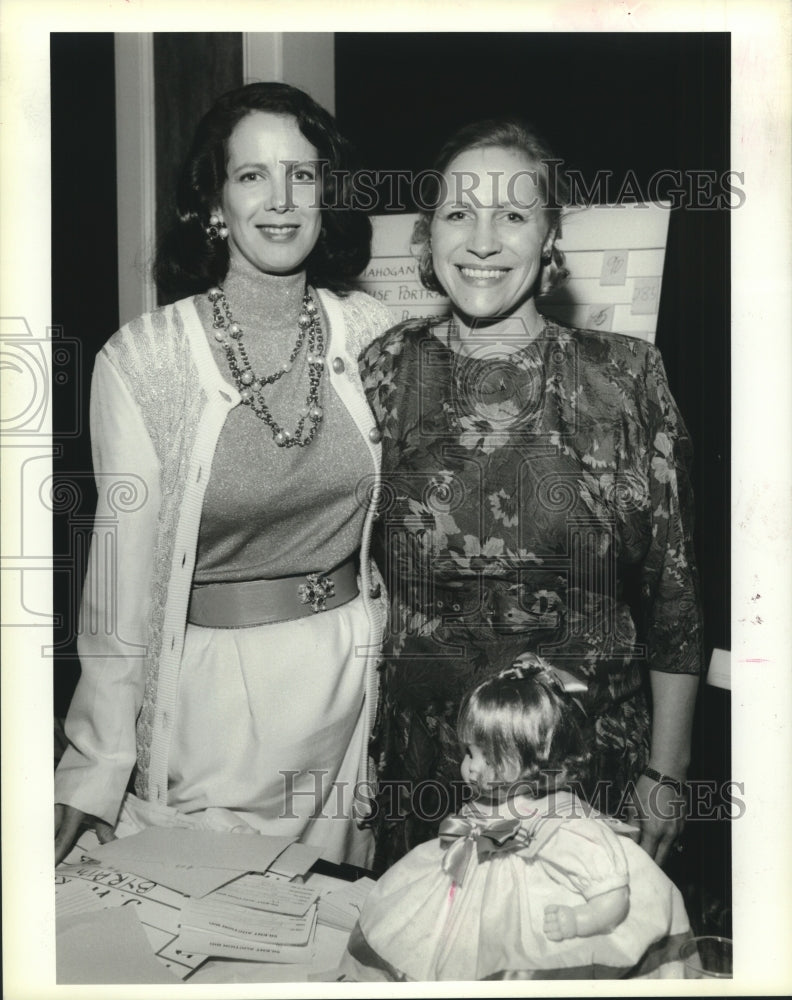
[187,558,359,628]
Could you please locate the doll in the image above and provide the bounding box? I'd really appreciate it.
[340,656,692,980]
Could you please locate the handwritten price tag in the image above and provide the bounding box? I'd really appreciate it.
[600,250,629,286]
[631,276,660,315]
[585,304,615,331]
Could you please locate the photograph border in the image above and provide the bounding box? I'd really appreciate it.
[2,1,791,997]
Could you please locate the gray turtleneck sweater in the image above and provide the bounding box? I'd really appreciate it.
[193,259,370,581]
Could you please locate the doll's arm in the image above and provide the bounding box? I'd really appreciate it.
[543,886,629,941]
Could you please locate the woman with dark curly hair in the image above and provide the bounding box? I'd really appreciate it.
[360,118,703,873]
[54,82,392,866]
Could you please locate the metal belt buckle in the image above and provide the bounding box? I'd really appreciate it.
[298,572,336,613]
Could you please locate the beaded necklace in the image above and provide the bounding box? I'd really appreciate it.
[208,284,325,448]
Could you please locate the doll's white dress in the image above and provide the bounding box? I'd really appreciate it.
[341,791,691,981]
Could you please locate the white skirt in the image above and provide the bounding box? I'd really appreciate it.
[129,593,373,867]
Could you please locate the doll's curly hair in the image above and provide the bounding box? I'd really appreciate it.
[457,654,587,795]
[412,118,571,299]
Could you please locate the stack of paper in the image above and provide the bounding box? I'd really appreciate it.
[56,851,206,979]
[210,872,319,911]
[178,892,319,963]
[313,877,377,931]
[55,828,357,982]
[90,827,296,884]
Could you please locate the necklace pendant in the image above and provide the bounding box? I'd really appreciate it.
[210,283,325,448]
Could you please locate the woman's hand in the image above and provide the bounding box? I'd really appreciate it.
[630,773,686,867]
[633,670,698,866]
[54,803,116,866]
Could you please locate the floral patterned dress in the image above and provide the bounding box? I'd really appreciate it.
[359,318,703,870]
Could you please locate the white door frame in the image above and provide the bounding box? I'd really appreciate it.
[114,33,157,327]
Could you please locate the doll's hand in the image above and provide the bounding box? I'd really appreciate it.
[543,904,578,941]
[55,803,116,866]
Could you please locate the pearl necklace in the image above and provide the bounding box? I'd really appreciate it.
[208,284,325,448]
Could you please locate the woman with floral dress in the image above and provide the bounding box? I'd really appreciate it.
[360,119,703,872]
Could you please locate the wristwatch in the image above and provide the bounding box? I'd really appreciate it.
[643,766,685,794]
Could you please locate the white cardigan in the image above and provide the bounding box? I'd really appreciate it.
[55,288,392,826]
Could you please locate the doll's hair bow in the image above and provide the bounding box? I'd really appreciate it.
[439,814,535,886]
[501,653,588,694]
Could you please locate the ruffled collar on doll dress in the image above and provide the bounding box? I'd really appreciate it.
[439,792,638,886]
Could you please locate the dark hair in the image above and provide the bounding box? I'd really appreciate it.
[413,118,570,297]
[457,655,585,795]
[154,82,371,300]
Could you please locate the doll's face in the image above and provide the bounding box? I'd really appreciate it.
[461,743,505,800]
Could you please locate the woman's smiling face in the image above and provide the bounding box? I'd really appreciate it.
[217,111,322,276]
[430,145,554,327]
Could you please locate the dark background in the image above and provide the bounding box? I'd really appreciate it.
[51,31,731,935]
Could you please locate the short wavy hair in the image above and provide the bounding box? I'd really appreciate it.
[413,118,570,298]
[155,82,371,300]
[457,655,586,795]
